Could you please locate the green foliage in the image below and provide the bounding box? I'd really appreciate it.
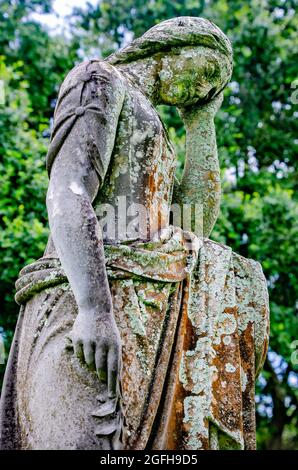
[0,58,49,369]
[0,0,297,449]
[0,0,78,123]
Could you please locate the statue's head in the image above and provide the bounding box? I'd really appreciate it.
[107,17,233,107]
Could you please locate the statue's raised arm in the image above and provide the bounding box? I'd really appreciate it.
[174,92,224,237]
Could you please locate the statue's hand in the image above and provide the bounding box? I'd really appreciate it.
[178,91,224,124]
[68,310,121,398]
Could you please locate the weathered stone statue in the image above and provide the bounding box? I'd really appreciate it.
[0,17,269,450]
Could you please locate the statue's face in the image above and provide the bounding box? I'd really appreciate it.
[158,46,231,106]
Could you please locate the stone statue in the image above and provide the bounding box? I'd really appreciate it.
[0,17,269,450]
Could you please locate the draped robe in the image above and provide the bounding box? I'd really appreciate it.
[0,60,269,450]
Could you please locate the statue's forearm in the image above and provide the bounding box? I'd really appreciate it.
[47,179,112,316]
[174,111,221,237]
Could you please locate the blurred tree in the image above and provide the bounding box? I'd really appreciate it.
[0,57,49,380]
[0,0,297,449]
[0,0,78,124]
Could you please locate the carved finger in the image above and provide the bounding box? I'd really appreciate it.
[95,345,107,382]
[74,340,84,364]
[107,344,120,399]
[83,341,95,370]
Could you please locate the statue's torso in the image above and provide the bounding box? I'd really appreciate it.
[94,78,177,242]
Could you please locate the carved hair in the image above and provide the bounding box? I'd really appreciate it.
[106,17,233,66]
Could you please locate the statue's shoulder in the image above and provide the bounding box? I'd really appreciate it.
[58,59,125,101]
